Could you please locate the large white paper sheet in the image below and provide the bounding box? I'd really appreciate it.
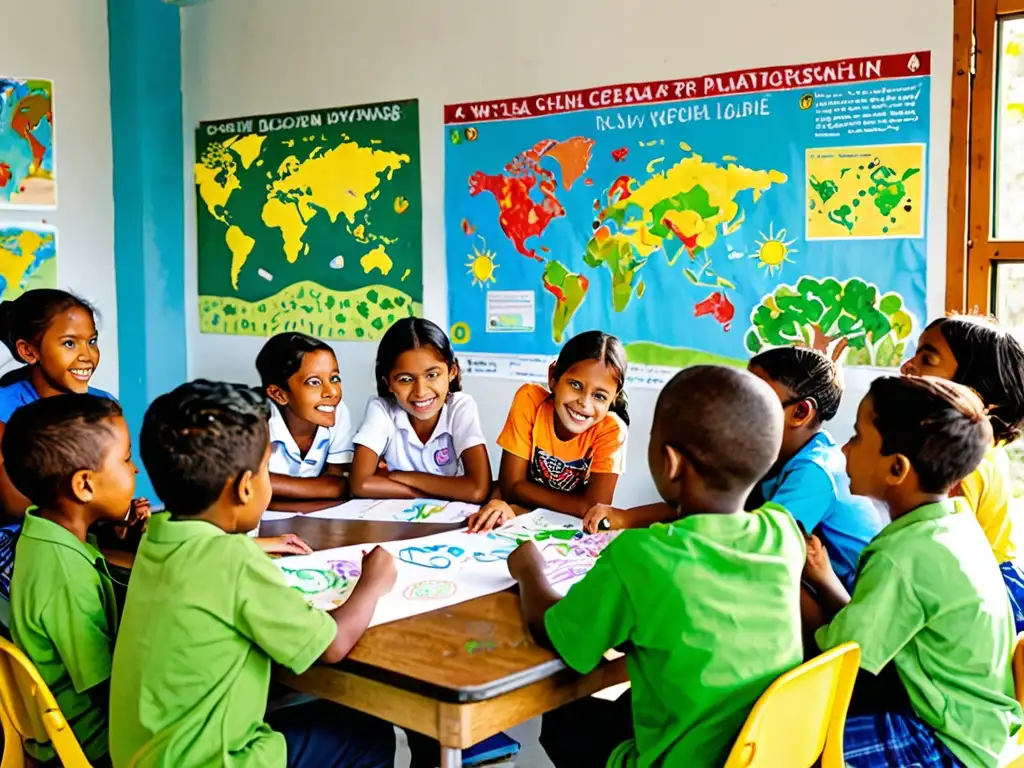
[275,510,618,626]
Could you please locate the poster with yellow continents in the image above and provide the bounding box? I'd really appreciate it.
[444,53,930,384]
[0,226,56,300]
[195,100,422,339]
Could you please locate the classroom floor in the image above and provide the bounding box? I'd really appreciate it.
[394,717,552,767]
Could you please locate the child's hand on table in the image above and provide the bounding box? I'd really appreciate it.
[256,534,313,556]
[507,540,544,582]
[360,546,397,595]
[467,499,516,532]
[582,503,623,534]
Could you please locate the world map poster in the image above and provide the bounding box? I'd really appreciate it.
[444,53,930,386]
[0,225,56,299]
[0,78,56,209]
[195,100,422,339]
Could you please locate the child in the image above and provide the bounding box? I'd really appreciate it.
[256,332,354,501]
[508,365,805,767]
[468,330,628,531]
[350,317,490,503]
[4,394,138,766]
[748,346,881,590]
[109,380,396,768]
[0,290,147,618]
[902,315,1024,630]
[805,375,1020,767]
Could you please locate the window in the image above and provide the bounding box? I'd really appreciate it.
[953,1,1024,495]
[953,0,1024,314]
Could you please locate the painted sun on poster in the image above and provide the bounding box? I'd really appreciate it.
[195,100,422,340]
[444,53,930,385]
[0,78,55,209]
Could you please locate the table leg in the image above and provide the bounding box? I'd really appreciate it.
[440,746,463,768]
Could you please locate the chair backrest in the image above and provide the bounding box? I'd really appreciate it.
[722,642,861,768]
[0,636,91,767]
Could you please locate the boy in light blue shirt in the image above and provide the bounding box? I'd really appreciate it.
[750,347,881,590]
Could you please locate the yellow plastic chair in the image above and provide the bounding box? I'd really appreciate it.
[722,642,861,768]
[0,636,91,767]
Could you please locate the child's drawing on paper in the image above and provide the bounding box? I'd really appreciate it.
[298,498,480,524]
[280,559,361,610]
[403,580,457,600]
[275,510,620,626]
[396,500,448,522]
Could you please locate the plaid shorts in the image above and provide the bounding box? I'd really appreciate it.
[1000,560,1024,634]
[844,711,961,767]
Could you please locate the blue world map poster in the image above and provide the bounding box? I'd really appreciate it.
[444,52,930,386]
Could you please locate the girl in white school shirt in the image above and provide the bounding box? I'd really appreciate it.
[349,318,492,503]
[256,332,355,502]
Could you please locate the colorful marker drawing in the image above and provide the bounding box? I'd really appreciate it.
[280,559,362,610]
[396,500,448,522]
[398,543,513,569]
[277,509,621,627]
[403,580,457,600]
[545,558,597,586]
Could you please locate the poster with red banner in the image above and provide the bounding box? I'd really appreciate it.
[444,53,930,386]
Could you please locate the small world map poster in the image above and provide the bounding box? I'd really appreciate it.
[0,225,56,299]
[444,53,930,386]
[0,78,56,209]
[195,100,422,339]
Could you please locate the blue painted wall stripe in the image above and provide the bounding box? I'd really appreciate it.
[107,0,187,500]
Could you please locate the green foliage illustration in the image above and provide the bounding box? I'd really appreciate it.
[744,276,914,367]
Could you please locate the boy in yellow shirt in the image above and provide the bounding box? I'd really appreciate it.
[4,394,142,766]
[109,381,396,768]
[509,365,805,767]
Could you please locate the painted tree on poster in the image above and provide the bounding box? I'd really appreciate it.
[744,276,915,367]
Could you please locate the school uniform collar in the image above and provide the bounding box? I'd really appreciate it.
[20,508,104,564]
[877,497,965,539]
[392,394,453,445]
[268,402,330,460]
[145,511,229,543]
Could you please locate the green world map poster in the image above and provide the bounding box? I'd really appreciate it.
[195,100,422,339]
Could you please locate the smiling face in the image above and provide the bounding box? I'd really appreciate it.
[268,349,342,428]
[387,345,455,422]
[901,324,958,380]
[549,359,620,439]
[17,307,99,395]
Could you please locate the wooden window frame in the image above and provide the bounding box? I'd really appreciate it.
[949,0,1024,313]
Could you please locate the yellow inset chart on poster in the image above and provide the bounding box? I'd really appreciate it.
[805,144,924,240]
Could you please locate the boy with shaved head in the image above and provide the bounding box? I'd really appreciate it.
[508,365,806,767]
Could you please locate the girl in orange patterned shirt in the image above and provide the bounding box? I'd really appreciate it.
[468,331,629,531]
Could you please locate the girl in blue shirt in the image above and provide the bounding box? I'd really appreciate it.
[749,346,881,590]
[0,290,147,608]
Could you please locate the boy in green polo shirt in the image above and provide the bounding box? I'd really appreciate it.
[3,394,140,766]
[109,380,396,768]
[508,365,806,767]
[804,375,1021,767]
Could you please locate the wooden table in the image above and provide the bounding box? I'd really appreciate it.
[261,506,628,768]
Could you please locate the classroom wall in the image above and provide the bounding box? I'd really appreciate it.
[180,0,952,506]
[0,2,119,394]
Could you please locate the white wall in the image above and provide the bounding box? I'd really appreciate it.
[0,2,119,394]
[181,0,951,506]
